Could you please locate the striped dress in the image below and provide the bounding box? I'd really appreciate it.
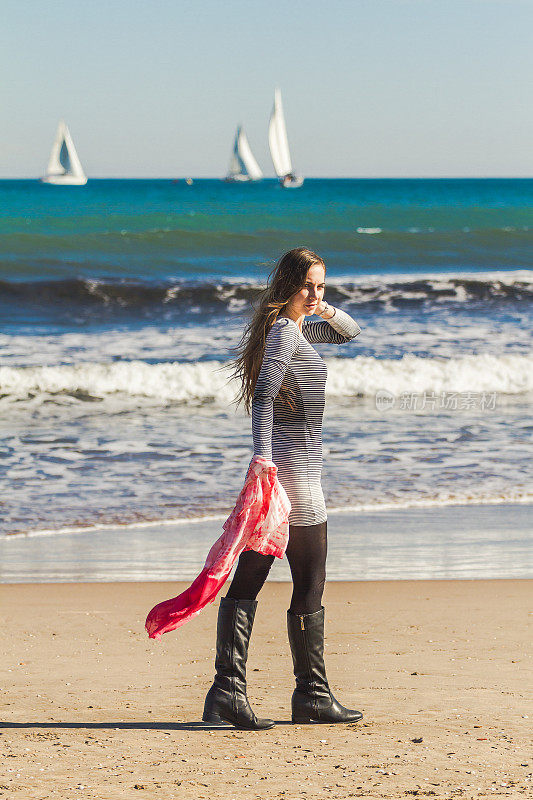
[252,307,361,526]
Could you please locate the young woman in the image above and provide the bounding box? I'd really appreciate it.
[203,247,363,730]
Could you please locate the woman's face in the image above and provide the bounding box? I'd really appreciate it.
[286,264,326,317]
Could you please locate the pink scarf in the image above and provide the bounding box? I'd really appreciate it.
[145,455,291,639]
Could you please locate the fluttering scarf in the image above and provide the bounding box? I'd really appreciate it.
[145,455,291,639]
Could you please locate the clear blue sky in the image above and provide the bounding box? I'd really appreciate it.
[1,0,532,178]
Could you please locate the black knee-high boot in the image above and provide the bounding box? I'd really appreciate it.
[202,596,275,730]
[287,606,363,724]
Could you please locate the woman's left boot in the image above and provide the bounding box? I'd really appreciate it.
[287,606,363,724]
[202,596,275,730]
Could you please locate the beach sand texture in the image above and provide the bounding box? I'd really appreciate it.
[1,579,531,799]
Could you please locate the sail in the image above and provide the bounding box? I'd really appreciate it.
[268,88,292,178]
[45,121,86,182]
[227,126,263,180]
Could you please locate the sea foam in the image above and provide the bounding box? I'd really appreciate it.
[1,352,531,406]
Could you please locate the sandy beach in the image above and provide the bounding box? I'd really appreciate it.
[1,579,531,799]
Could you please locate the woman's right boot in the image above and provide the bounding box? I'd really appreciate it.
[202,596,275,730]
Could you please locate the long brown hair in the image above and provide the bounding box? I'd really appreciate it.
[228,247,326,414]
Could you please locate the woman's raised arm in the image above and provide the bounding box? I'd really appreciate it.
[303,305,361,344]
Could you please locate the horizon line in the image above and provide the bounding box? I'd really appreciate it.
[1,175,532,181]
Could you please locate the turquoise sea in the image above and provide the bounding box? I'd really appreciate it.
[0,178,531,579]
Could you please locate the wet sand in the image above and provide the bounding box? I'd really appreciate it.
[2,503,531,582]
[1,579,531,799]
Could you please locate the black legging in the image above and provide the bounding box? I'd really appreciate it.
[226,521,327,615]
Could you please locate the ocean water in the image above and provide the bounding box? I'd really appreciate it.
[0,179,532,557]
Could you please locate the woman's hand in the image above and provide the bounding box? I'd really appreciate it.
[316,300,335,319]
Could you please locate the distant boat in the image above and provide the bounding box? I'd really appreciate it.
[41,120,87,185]
[225,125,263,182]
[268,89,303,188]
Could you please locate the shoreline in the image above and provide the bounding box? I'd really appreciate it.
[1,503,531,584]
[1,579,530,799]
[4,493,532,541]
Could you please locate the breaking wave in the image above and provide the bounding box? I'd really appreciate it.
[1,352,531,406]
[1,270,531,318]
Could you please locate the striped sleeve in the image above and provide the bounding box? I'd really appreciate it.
[302,306,361,344]
[252,318,300,459]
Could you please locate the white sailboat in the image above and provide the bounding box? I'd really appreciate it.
[224,125,263,182]
[41,120,87,185]
[268,89,303,188]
